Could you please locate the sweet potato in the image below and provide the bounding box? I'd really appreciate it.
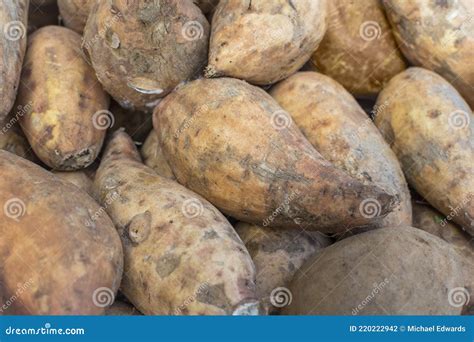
[28,0,59,33]
[108,101,153,143]
[57,0,92,34]
[309,0,406,97]
[374,67,474,236]
[206,0,327,85]
[284,226,467,315]
[0,0,29,121]
[412,200,474,310]
[270,72,412,229]
[83,0,210,112]
[0,150,123,314]
[94,131,260,315]
[383,0,474,108]
[235,222,332,314]
[16,26,109,170]
[141,130,175,180]
[154,77,397,233]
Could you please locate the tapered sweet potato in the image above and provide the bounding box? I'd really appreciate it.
[141,130,175,180]
[0,0,29,121]
[206,0,327,85]
[235,222,332,314]
[0,150,123,314]
[284,226,467,315]
[383,0,474,108]
[154,77,397,233]
[57,0,92,34]
[94,131,259,315]
[83,0,210,112]
[270,72,412,229]
[375,67,474,236]
[309,0,406,96]
[16,26,109,170]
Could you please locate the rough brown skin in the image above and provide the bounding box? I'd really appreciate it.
[28,0,59,33]
[206,0,327,85]
[0,150,123,314]
[83,0,210,112]
[141,130,175,180]
[0,0,29,121]
[235,222,332,314]
[383,0,474,108]
[375,68,474,236]
[105,300,142,316]
[57,0,92,34]
[154,77,397,233]
[16,26,109,170]
[412,201,474,310]
[309,0,406,97]
[108,101,153,143]
[270,72,412,230]
[94,131,260,315]
[52,170,95,199]
[284,226,466,315]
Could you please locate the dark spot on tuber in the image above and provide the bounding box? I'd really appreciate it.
[428,110,442,118]
[155,252,181,278]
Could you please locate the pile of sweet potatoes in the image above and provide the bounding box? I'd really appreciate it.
[0,0,472,316]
